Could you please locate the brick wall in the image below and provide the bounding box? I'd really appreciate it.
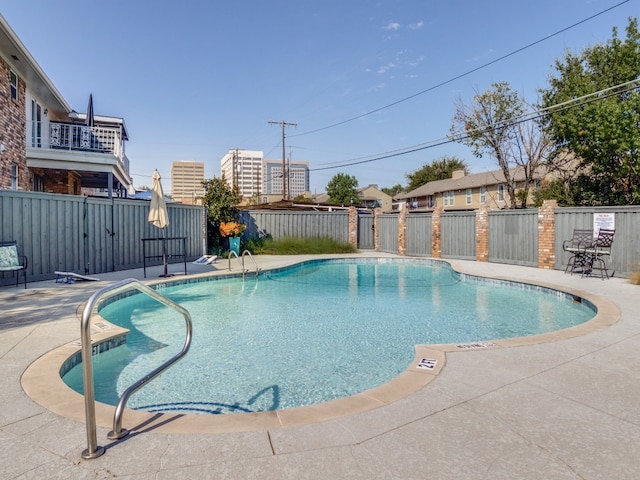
[348,206,358,247]
[538,200,557,269]
[46,170,82,195]
[0,57,28,191]
[476,205,489,262]
[398,207,407,256]
[431,207,442,258]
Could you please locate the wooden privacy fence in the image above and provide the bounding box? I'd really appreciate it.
[3,195,639,286]
[0,190,205,285]
[240,210,349,243]
[240,203,640,277]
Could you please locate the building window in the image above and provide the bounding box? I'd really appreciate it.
[10,70,18,101]
[480,186,486,203]
[11,163,18,189]
[498,184,505,202]
[443,191,454,206]
[466,188,472,205]
[33,173,45,192]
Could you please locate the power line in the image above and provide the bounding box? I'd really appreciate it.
[308,79,640,172]
[292,0,631,138]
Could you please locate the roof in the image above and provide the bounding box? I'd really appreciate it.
[395,165,548,200]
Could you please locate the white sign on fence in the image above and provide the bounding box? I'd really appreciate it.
[593,213,615,235]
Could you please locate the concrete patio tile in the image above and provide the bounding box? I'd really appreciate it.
[155,445,388,480]
[465,382,640,479]
[0,430,66,479]
[525,338,640,424]
[355,402,579,480]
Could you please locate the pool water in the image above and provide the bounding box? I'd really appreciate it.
[62,259,595,414]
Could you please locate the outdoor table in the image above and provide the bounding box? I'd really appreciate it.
[141,237,187,278]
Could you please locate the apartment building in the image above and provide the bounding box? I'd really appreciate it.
[394,167,546,211]
[0,14,133,197]
[171,160,205,204]
[262,158,310,200]
[220,149,263,199]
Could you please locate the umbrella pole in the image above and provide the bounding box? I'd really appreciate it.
[161,228,170,277]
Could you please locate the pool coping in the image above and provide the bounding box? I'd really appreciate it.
[20,258,620,434]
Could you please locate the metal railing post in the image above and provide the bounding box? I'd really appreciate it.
[80,287,107,459]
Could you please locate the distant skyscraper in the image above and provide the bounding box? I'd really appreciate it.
[263,159,310,199]
[220,149,263,199]
[171,160,205,204]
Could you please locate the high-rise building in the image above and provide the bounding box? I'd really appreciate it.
[171,160,205,204]
[262,159,310,199]
[220,149,263,199]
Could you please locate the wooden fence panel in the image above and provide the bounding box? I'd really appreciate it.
[358,213,374,249]
[489,209,538,266]
[441,211,476,260]
[555,206,640,276]
[378,213,398,253]
[0,191,204,285]
[240,211,349,243]
[406,213,432,256]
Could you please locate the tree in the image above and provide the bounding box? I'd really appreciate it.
[451,82,525,209]
[509,119,553,208]
[405,156,468,192]
[326,173,359,205]
[201,175,242,252]
[539,17,640,205]
[381,184,404,197]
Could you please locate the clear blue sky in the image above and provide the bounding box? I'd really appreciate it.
[1,0,636,194]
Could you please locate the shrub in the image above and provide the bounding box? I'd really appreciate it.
[246,236,357,255]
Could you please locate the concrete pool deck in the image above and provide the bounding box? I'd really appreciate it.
[1,254,639,478]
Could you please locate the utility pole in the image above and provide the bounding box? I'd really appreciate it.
[268,120,297,200]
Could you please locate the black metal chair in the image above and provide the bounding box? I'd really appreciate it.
[563,229,594,275]
[583,229,615,279]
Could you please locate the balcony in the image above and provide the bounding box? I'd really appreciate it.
[26,121,132,192]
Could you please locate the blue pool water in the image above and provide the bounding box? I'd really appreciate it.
[62,259,595,414]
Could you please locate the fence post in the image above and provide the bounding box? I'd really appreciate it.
[476,205,489,262]
[398,207,407,256]
[538,200,557,269]
[431,207,442,258]
[348,207,358,248]
[373,208,380,251]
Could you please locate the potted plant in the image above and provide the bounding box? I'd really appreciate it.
[219,221,246,255]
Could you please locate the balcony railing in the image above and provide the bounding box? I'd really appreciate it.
[28,121,124,162]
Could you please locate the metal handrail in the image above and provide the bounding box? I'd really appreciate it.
[80,278,192,459]
[227,250,241,272]
[241,250,260,277]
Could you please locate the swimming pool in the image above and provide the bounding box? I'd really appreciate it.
[62,258,595,415]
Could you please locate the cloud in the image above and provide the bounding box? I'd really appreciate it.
[383,22,401,31]
[409,21,424,30]
[466,49,495,63]
[377,62,397,74]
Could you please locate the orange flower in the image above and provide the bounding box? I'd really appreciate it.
[219,221,246,237]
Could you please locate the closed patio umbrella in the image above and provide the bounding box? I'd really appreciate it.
[85,93,95,127]
[148,170,171,276]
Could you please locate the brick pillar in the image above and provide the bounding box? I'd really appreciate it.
[398,207,407,256]
[431,207,442,258]
[348,206,358,248]
[373,207,380,252]
[476,204,489,262]
[538,200,557,269]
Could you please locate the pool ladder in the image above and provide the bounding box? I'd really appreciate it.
[228,249,260,277]
[80,278,192,459]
